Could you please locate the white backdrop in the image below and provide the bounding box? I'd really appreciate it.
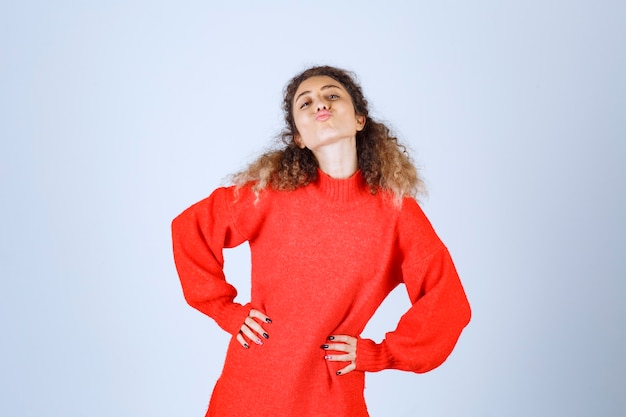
[2,1,625,416]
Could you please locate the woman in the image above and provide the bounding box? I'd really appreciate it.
[172,65,471,417]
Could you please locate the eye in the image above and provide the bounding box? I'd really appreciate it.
[299,101,310,110]
[328,94,340,100]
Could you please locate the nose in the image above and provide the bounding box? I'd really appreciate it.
[314,95,329,111]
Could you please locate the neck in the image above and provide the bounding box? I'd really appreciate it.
[312,138,358,179]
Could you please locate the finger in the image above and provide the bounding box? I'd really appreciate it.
[336,361,356,376]
[321,342,356,353]
[324,353,355,362]
[240,323,263,345]
[249,309,272,324]
[236,332,250,349]
[244,316,270,340]
[328,335,357,346]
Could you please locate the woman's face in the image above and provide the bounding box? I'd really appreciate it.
[292,75,365,152]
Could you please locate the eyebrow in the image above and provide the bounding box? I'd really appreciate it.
[294,84,342,103]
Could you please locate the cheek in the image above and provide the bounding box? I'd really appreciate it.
[292,113,308,132]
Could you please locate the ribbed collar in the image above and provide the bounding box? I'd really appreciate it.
[312,169,370,203]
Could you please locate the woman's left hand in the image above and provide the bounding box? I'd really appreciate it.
[321,334,357,376]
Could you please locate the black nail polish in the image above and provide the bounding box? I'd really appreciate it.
[321,344,329,349]
[265,318,272,324]
[263,333,269,339]
[328,336,335,340]
[336,371,342,375]
[244,343,249,349]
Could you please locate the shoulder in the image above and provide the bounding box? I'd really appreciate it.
[398,196,433,230]
[396,196,445,258]
[173,183,263,224]
[207,182,276,210]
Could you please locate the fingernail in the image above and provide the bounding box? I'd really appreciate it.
[321,344,329,349]
[324,355,331,360]
[265,318,272,324]
[262,333,269,339]
[243,343,249,349]
[336,371,342,375]
[255,339,263,345]
[328,336,335,340]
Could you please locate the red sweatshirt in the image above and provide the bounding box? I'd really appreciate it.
[172,170,471,417]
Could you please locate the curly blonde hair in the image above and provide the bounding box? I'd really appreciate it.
[231,66,425,202]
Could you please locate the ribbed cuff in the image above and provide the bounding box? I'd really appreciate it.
[355,337,393,372]
[213,301,252,336]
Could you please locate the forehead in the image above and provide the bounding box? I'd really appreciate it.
[294,75,345,97]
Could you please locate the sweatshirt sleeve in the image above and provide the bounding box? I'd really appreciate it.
[356,199,471,374]
[171,186,254,336]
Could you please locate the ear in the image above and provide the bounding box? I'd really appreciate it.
[294,134,306,149]
[356,115,366,131]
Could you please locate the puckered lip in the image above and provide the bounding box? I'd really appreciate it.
[315,109,331,121]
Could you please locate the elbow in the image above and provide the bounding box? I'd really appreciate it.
[412,315,471,374]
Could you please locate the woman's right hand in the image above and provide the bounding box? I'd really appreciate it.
[236,308,272,349]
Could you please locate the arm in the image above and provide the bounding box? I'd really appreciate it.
[324,199,470,375]
[356,245,471,373]
[171,186,252,336]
